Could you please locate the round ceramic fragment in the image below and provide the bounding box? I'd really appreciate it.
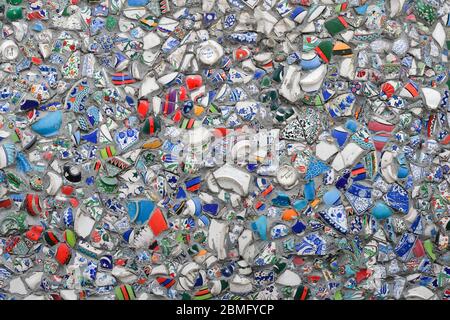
[276,165,299,189]
[196,40,224,65]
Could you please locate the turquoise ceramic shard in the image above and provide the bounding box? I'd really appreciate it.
[31,111,63,137]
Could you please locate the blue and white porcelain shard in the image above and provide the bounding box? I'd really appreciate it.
[322,87,335,102]
[87,106,101,126]
[296,233,327,255]
[115,128,139,150]
[410,214,424,235]
[394,233,417,261]
[344,183,373,215]
[81,129,99,144]
[235,101,259,121]
[63,207,74,228]
[31,111,63,137]
[332,126,349,147]
[290,6,308,24]
[300,51,321,70]
[383,184,410,214]
[382,218,397,243]
[271,224,289,239]
[326,93,356,118]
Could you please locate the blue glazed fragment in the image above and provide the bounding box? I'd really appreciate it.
[31,111,63,137]
[251,216,268,240]
[371,202,393,219]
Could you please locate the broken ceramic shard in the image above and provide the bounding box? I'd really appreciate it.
[421,88,441,109]
[300,64,327,92]
[208,219,228,260]
[213,164,251,196]
[0,0,448,302]
[197,40,224,66]
[280,65,302,102]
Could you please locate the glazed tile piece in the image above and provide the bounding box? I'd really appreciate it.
[0,0,448,301]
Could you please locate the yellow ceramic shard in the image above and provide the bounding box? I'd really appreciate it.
[193,105,205,116]
[311,198,321,208]
[143,138,162,149]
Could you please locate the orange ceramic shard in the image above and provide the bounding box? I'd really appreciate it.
[143,138,163,149]
[282,209,298,221]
